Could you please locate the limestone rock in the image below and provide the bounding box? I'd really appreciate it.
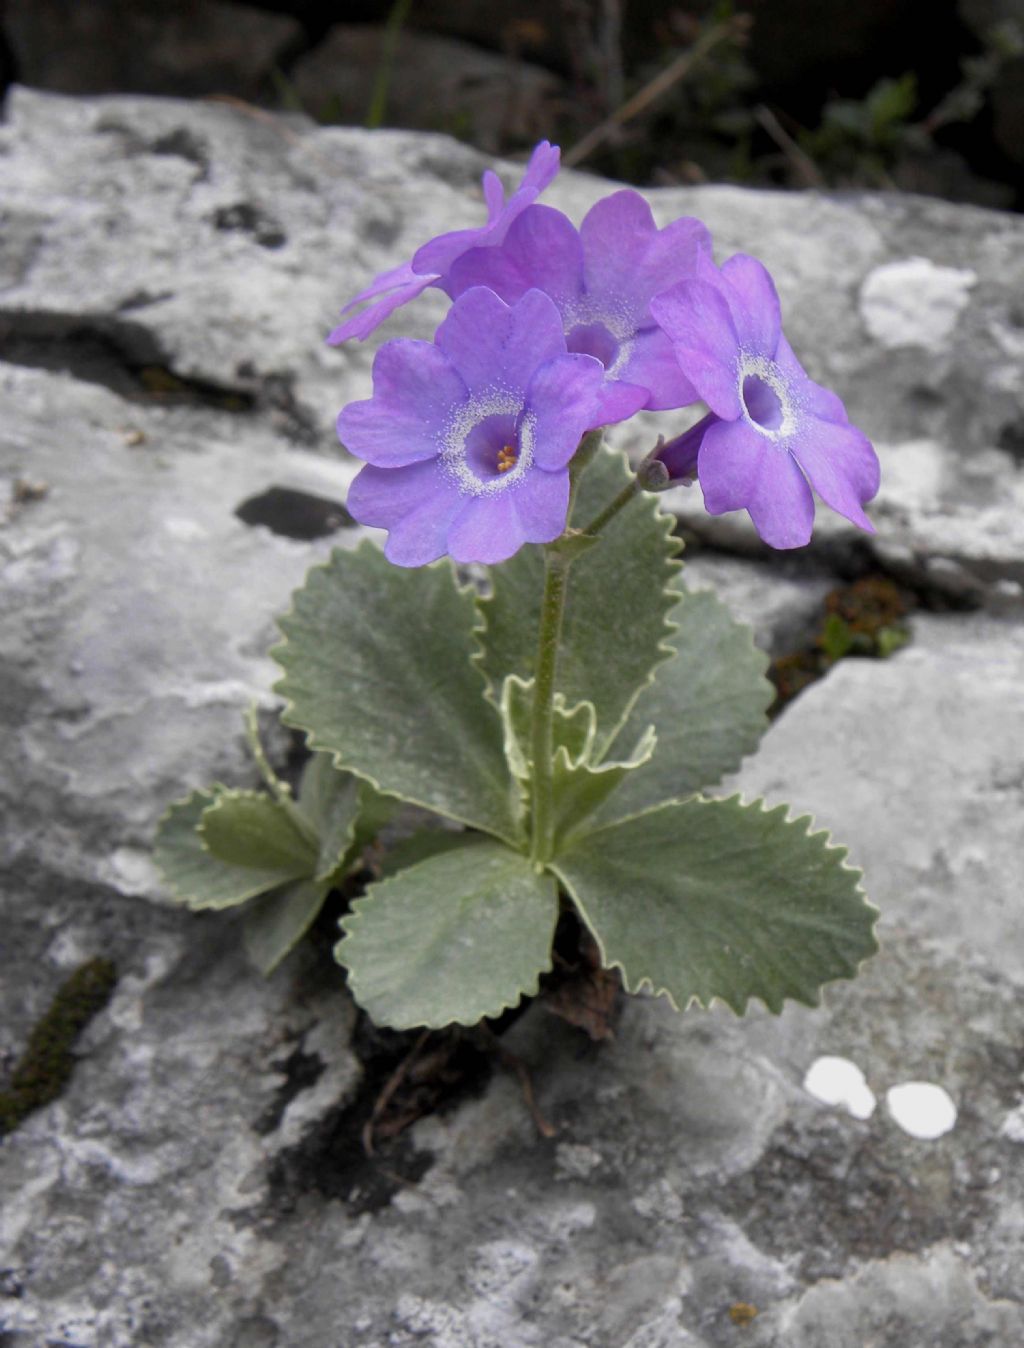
[2,91,1023,1347]
[732,610,1024,984]
[0,365,360,899]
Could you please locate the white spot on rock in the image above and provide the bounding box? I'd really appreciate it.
[803,1055,877,1120]
[555,1141,603,1180]
[886,1081,957,1139]
[999,1103,1024,1144]
[163,515,208,541]
[860,256,976,350]
[103,845,161,897]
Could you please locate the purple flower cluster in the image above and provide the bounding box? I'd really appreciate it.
[333,143,879,564]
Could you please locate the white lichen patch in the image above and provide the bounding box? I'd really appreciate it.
[999,1103,1024,1144]
[885,1081,958,1139]
[555,1141,604,1180]
[802,1055,877,1120]
[859,257,976,350]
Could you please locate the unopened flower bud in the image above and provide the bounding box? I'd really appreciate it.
[654,413,718,484]
[637,458,671,491]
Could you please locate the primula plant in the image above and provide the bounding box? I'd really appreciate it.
[156,142,880,1031]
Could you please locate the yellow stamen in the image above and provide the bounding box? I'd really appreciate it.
[496,444,518,474]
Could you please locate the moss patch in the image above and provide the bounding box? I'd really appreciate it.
[770,575,912,714]
[0,957,118,1136]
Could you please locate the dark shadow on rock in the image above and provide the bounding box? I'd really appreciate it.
[235,486,353,540]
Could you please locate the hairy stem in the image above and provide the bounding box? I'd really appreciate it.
[244,704,319,848]
[528,434,662,861]
[529,546,571,864]
[577,476,641,537]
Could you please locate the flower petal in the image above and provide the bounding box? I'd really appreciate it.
[698,419,815,548]
[447,492,529,565]
[788,415,880,532]
[327,270,437,344]
[511,467,571,545]
[650,281,743,419]
[413,141,560,275]
[719,254,782,356]
[482,169,505,221]
[522,353,607,470]
[774,334,850,424]
[591,379,651,426]
[346,460,464,567]
[337,340,468,467]
[580,191,711,311]
[446,205,583,308]
[616,325,700,411]
[638,214,714,297]
[578,190,658,303]
[436,287,565,397]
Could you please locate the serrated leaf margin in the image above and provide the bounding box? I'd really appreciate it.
[553,792,879,1016]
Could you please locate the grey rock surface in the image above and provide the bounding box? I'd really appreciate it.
[2,89,1023,1346]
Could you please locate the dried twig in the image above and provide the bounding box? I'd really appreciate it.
[563,15,748,169]
[362,1027,431,1156]
[752,103,824,189]
[476,1025,558,1138]
[202,93,337,176]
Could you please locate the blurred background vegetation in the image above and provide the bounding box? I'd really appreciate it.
[2,0,1021,209]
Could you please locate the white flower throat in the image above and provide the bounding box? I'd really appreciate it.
[738,354,795,439]
[441,391,536,497]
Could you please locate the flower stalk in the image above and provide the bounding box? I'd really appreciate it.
[528,544,572,864]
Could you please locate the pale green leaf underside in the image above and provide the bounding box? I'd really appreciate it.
[477,446,681,757]
[500,674,597,783]
[274,542,521,845]
[555,795,877,1015]
[154,789,299,910]
[243,879,327,975]
[337,838,559,1029]
[200,790,319,875]
[596,587,773,822]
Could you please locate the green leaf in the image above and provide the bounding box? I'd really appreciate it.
[154,788,300,910]
[274,543,522,845]
[199,790,319,875]
[595,588,773,822]
[820,612,854,662]
[555,796,878,1015]
[477,446,681,756]
[337,839,559,1028]
[378,828,488,879]
[876,626,909,659]
[350,778,400,855]
[551,725,657,850]
[243,880,327,975]
[297,752,363,882]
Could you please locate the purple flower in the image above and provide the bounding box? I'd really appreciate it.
[327,142,560,344]
[651,254,880,548]
[445,191,711,410]
[339,287,647,566]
